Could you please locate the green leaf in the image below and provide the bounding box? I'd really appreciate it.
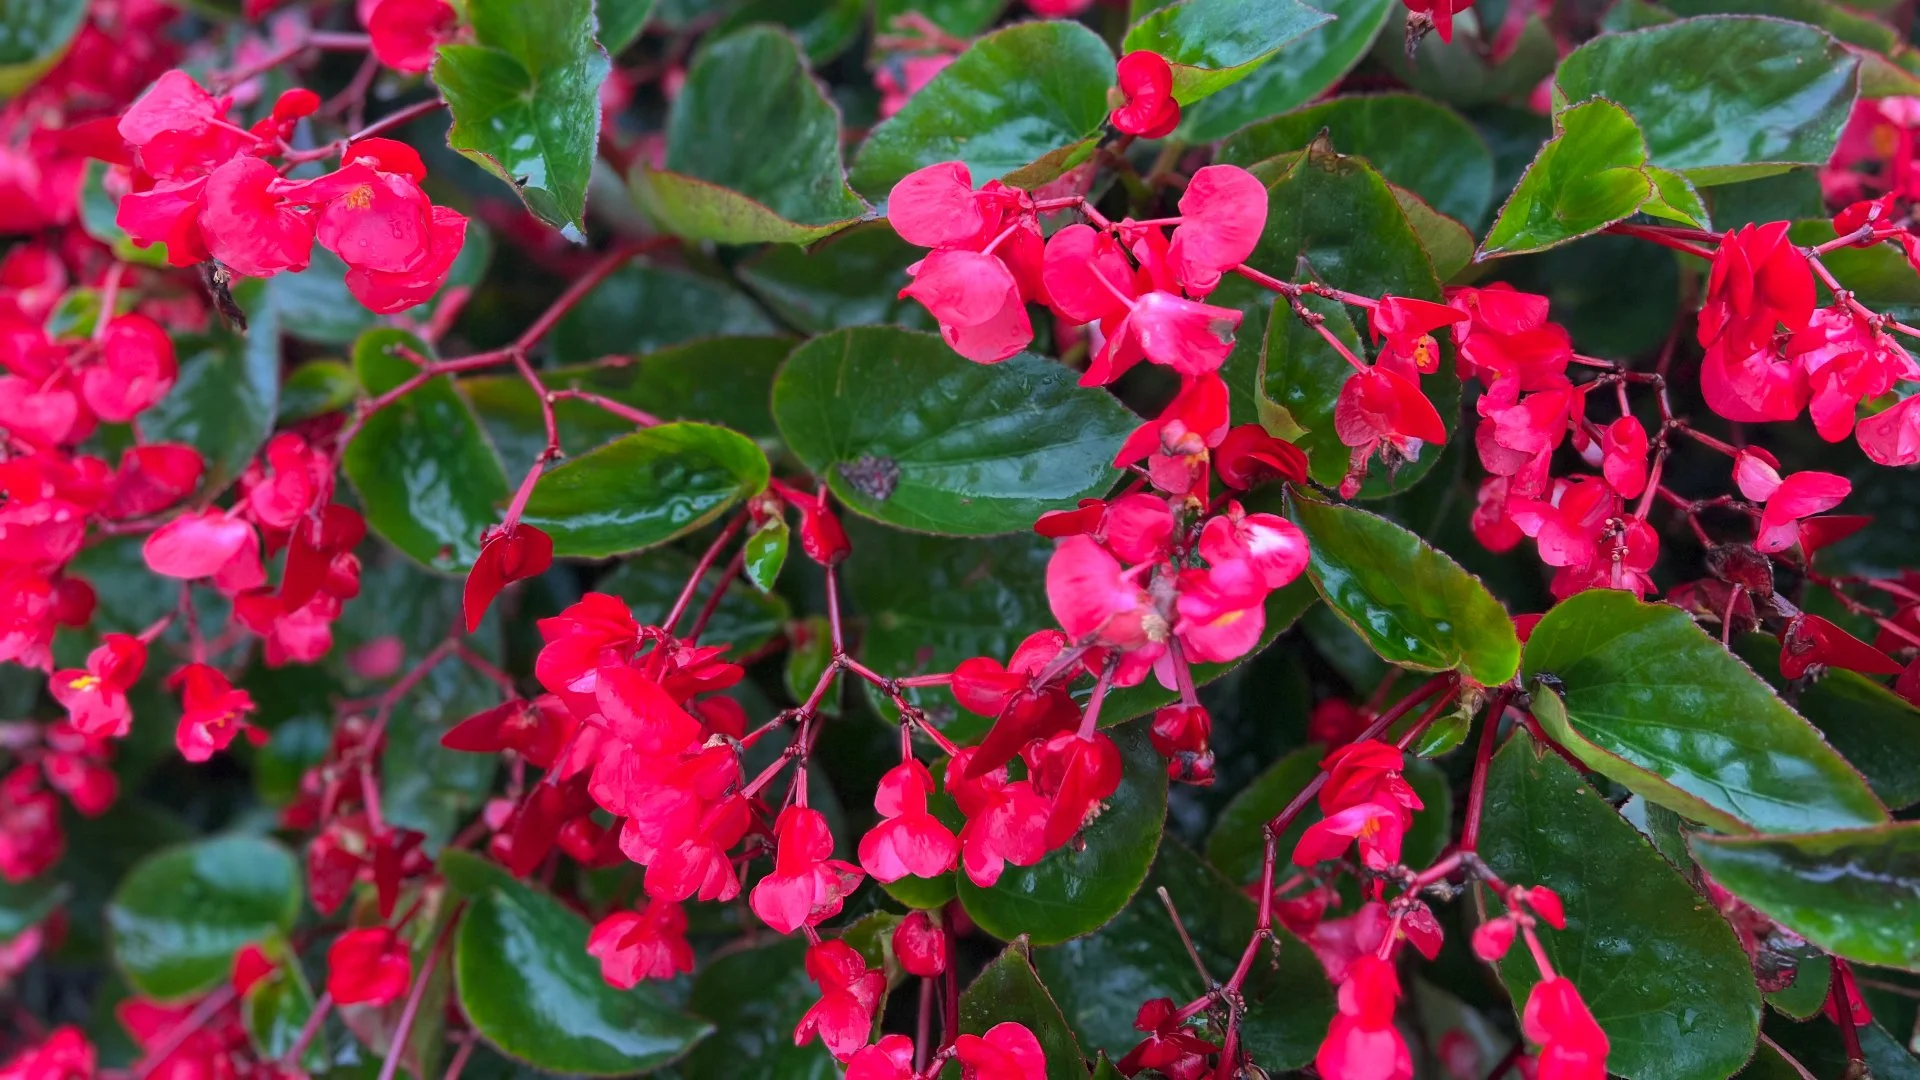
[549,264,780,363]
[432,0,610,234]
[1374,11,1559,107]
[850,21,1115,197]
[1206,747,1452,883]
[455,883,713,1074]
[680,936,840,1077]
[1219,93,1496,227]
[79,160,172,266]
[631,27,867,245]
[1176,0,1395,143]
[343,329,511,573]
[1690,824,1920,973]
[772,327,1134,535]
[519,422,768,558]
[0,877,68,940]
[265,227,493,349]
[713,0,864,62]
[1764,1015,1920,1080]
[142,287,279,495]
[1035,839,1334,1069]
[1292,496,1521,686]
[0,0,86,97]
[1521,589,1889,834]
[1121,0,1330,105]
[961,941,1090,1080]
[278,360,359,422]
[1481,733,1762,1080]
[1215,143,1457,497]
[957,719,1167,945]
[744,518,789,591]
[1480,98,1656,258]
[597,0,655,53]
[107,837,302,1001]
[600,546,791,654]
[1553,15,1861,185]
[380,657,500,847]
[1254,291,1358,483]
[1643,165,1712,227]
[243,956,327,1071]
[1733,634,1920,809]
[1661,0,1920,98]
[784,614,835,706]
[874,0,1007,34]
[1789,220,1920,322]
[735,222,935,333]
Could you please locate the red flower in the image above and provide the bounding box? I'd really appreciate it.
[1319,740,1422,824]
[49,633,146,738]
[1294,801,1407,869]
[345,205,469,313]
[587,900,693,988]
[1698,222,1816,356]
[464,524,554,632]
[1859,394,1920,466]
[846,1035,916,1080]
[142,509,257,581]
[440,696,577,768]
[359,0,459,73]
[240,433,331,530]
[1731,448,1850,553]
[889,162,1043,363]
[1370,296,1465,372]
[1046,534,1157,651]
[1118,997,1220,1080]
[1167,165,1266,296]
[1025,731,1122,849]
[115,70,252,181]
[1599,417,1649,499]
[1316,954,1411,1080]
[230,944,276,995]
[954,1022,1047,1080]
[1779,613,1901,680]
[893,910,948,977]
[749,806,864,935]
[1333,361,1447,497]
[1174,557,1267,664]
[1043,223,1240,383]
[200,157,315,278]
[900,248,1033,364]
[0,776,63,883]
[1212,423,1308,489]
[1111,51,1179,138]
[81,315,175,422]
[106,445,204,519]
[1521,977,1609,1080]
[1446,284,1571,390]
[0,1027,95,1080]
[858,761,959,883]
[1199,502,1308,591]
[326,926,412,1006]
[1471,917,1516,961]
[168,662,261,763]
[947,750,1050,888]
[793,940,886,1062]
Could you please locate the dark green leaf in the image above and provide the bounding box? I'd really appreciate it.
[1764,938,1831,1020]
[1177,0,1394,143]
[957,719,1167,945]
[772,327,1134,535]
[243,958,327,1070]
[1121,0,1330,105]
[107,837,302,1001]
[961,940,1090,1080]
[1789,220,1920,322]
[1661,0,1920,98]
[1522,589,1888,833]
[681,936,839,1078]
[1035,839,1334,1070]
[1219,93,1495,227]
[1733,634,1920,809]
[1253,291,1366,487]
[850,21,1115,197]
[1690,824,1920,973]
[549,264,780,363]
[1708,171,1824,230]
[1490,234,1682,360]
[1374,11,1559,108]
[455,883,713,1074]
[380,657,500,848]
[1764,1014,1920,1080]
[519,422,768,558]
[343,329,511,573]
[1553,16,1861,185]
[0,0,87,96]
[266,226,494,349]
[713,0,863,62]
[1480,98,1656,258]
[278,360,359,422]
[1481,733,1762,1080]
[599,546,791,654]
[1292,497,1521,686]
[79,160,171,266]
[1207,748,1452,883]
[784,614,835,706]
[736,222,935,333]
[142,287,279,495]
[433,0,610,234]
[597,0,655,54]
[631,27,867,244]
[0,877,68,940]
[873,0,1007,35]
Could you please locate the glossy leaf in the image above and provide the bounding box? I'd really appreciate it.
[1691,824,1920,973]
[957,719,1167,946]
[1481,733,1762,1080]
[141,286,279,496]
[1734,634,1920,809]
[680,936,839,1077]
[1661,0,1920,98]
[1121,0,1330,105]
[598,0,655,54]
[1292,496,1521,686]
[107,837,301,1001]
[1177,0,1394,143]
[0,0,86,96]
[1553,15,1861,185]
[277,360,358,423]
[1035,839,1334,1069]
[432,0,609,234]
[1255,290,1365,485]
[772,327,1134,535]
[519,423,769,558]
[1480,98,1656,258]
[0,877,68,940]
[1219,93,1495,226]
[600,547,791,655]
[549,265,780,363]
[631,27,867,245]
[713,0,864,62]
[455,882,713,1073]
[735,222,934,333]
[744,518,789,592]
[850,21,1115,197]
[1207,748,1452,883]
[961,940,1091,1080]
[1522,589,1888,834]
[379,657,501,847]
[342,329,511,573]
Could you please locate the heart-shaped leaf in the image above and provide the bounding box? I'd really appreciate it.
[772,327,1135,536]
[962,940,1090,1080]
[455,881,713,1073]
[343,329,511,573]
[1291,496,1521,687]
[433,0,609,235]
[1553,15,1860,185]
[549,265,780,363]
[520,422,770,558]
[1034,839,1334,1070]
[1522,589,1888,834]
[0,0,86,95]
[108,837,302,1001]
[1733,634,1920,809]
[1481,732,1762,1080]
[631,26,867,244]
[1480,98,1658,258]
[850,20,1115,197]
[957,719,1167,945]
[1690,824,1920,973]
[1176,0,1394,142]
[1121,0,1331,105]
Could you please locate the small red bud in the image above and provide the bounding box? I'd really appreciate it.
[893,910,947,977]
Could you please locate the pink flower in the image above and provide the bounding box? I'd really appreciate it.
[1167,165,1266,296]
[81,315,175,422]
[1199,502,1308,590]
[464,524,554,632]
[116,70,253,181]
[1599,416,1649,499]
[1369,296,1466,372]
[345,205,469,313]
[846,1035,916,1080]
[1522,978,1609,1080]
[1174,558,1267,663]
[749,806,864,935]
[168,662,261,763]
[954,1022,1048,1080]
[899,248,1033,364]
[792,940,886,1062]
[586,900,693,988]
[50,634,147,738]
[1111,51,1179,138]
[1316,954,1412,1080]
[1046,535,1157,651]
[947,751,1049,888]
[358,0,459,73]
[858,761,959,883]
[1859,394,1920,465]
[143,510,258,581]
[1293,801,1407,869]
[892,911,948,977]
[326,927,412,1006]
[1333,361,1447,496]
[1732,448,1850,553]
